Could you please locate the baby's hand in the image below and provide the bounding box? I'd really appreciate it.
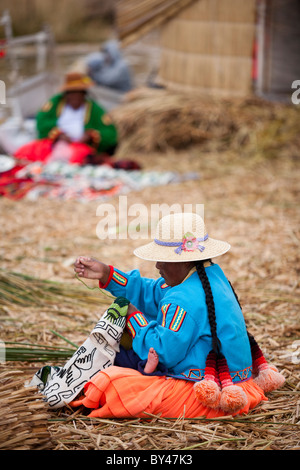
[74,256,110,282]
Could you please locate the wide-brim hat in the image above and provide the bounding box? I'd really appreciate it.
[134,212,230,262]
[61,72,94,92]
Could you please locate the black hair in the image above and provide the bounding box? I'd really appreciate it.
[195,261,220,355]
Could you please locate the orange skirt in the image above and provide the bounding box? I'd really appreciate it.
[70,366,267,419]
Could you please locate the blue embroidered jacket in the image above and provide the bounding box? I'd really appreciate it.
[101,264,252,383]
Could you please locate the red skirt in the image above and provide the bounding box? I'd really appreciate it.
[14,138,94,165]
[70,366,267,419]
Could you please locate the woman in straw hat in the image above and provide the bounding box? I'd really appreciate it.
[14,72,118,165]
[72,212,285,418]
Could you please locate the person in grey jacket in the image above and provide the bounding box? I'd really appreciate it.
[86,40,133,92]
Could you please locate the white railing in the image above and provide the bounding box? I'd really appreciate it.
[0,10,55,78]
[0,10,57,119]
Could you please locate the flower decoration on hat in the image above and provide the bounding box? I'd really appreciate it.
[154,232,209,255]
[175,232,208,255]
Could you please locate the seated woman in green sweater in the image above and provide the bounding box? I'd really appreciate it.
[14,72,118,165]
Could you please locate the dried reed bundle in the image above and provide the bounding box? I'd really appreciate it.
[0,269,111,308]
[0,370,52,450]
[112,88,235,153]
[112,88,300,157]
[0,270,114,363]
[2,341,76,363]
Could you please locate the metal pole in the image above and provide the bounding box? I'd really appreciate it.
[256,0,267,96]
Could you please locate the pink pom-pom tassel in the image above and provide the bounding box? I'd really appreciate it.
[219,385,248,413]
[194,378,221,409]
[254,364,285,393]
[217,353,248,413]
[194,350,221,409]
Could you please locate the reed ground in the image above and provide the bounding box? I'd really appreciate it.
[0,85,299,450]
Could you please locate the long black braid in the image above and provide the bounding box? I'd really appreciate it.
[195,261,220,355]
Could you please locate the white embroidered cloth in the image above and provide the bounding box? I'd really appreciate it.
[29,309,126,409]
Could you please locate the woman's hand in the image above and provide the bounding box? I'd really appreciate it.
[55,132,72,143]
[80,131,93,145]
[74,258,138,314]
[74,256,110,284]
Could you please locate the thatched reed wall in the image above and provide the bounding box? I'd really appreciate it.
[116,0,195,46]
[158,0,257,97]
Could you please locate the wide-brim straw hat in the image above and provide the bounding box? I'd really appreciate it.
[134,212,230,262]
[61,72,94,92]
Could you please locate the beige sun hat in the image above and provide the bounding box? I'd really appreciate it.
[133,212,230,262]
